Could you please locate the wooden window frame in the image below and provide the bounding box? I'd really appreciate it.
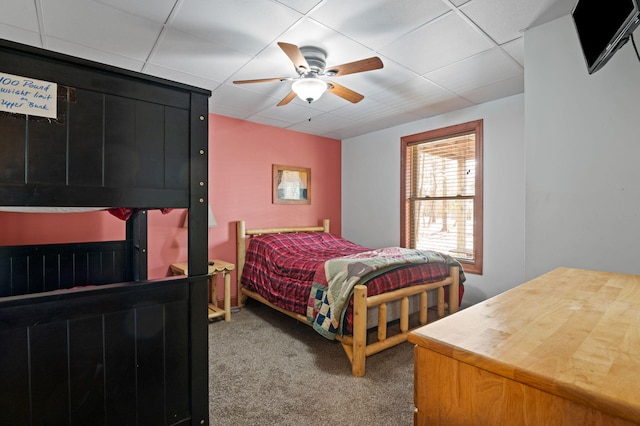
[400,119,483,275]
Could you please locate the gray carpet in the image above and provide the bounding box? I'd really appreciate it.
[208,301,415,426]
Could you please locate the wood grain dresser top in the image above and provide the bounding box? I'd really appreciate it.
[409,267,640,423]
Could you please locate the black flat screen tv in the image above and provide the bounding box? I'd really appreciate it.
[572,0,640,74]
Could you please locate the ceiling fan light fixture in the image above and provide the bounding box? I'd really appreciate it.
[292,77,327,103]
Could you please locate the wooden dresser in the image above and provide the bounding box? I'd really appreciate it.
[408,267,640,425]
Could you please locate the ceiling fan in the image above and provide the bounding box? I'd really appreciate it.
[233,42,383,106]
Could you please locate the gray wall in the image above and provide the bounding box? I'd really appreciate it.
[342,94,526,306]
[342,13,640,307]
[524,15,640,279]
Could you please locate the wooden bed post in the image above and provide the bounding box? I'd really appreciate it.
[236,220,247,307]
[351,284,368,377]
[449,265,460,314]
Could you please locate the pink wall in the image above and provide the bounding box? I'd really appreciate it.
[0,113,342,302]
[206,114,342,297]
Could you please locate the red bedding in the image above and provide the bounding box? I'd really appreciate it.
[241,232,464,333]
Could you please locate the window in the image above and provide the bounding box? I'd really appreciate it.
[401,120,483,274]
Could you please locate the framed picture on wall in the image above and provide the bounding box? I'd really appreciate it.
[273,164,310,205]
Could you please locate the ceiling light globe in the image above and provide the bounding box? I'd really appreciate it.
[292,78,327,103]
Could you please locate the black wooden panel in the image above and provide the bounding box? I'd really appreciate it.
[5,256,28,296]
[73,251,90,287]
[27,100,68,185]
[0,241,132,297]
[188,91,211,426]
[137,304,166,426]
[165,300,190,423]
[69,315,106,426]
[165,107,190,190]
[0,114,26,183]
[0,275,194,425]
[68,88,104,187]
[0,39,206,209]
[0,256,9,297]
[27,254,45,294]
[0,327,29,426]
[43,252,61,292]
[59,251,75,289]
[30,321,69,426]
[135,101,165,189]
[87,250,102,285]
[104,309,137,425]
[104,95,136,188]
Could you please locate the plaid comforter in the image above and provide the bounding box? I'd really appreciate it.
[307,248,463,339]
[241,232,464,335]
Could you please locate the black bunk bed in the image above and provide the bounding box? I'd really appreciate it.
[0,39,211,425]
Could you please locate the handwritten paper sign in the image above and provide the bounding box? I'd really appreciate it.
[0,72,57,119]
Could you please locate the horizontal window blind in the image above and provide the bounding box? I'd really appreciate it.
[402,119,483,274]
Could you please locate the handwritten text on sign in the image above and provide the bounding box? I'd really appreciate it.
[0,72,57,119]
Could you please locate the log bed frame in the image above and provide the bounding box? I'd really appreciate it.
[236,219,460,377]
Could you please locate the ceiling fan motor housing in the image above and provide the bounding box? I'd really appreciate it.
[299,46,327,75]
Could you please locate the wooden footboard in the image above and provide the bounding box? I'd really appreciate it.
[342,268,458,377]
[236,220,459,377]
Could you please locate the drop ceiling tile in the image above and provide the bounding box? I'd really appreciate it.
[414,95,474,117]
[425,47,522,95]
[332,97,407,122]
[243,113,299,130]
[209,102,253,121]
[251,100,327,124]
[45,38,146,71]
[143,63,221,91]
[278,17,378,64]
[458,74,524,104]
[379,12,494,75]
[460,0,558,44]
[501,37,525,67]
[0,1,39,32]
[96,0,177,24]
[0,26,42,48]
[170,0,303,55]
[151,28,252,82]
[370,76,456,109]
[275,0,324,14]
[40,0,162,61]
[288,111,355,134]
[309,0,451,50]
[209,83,279,115]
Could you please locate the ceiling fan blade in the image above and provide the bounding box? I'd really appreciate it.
[324,57,383,77]
[277,42,310,72]
[233,77,291,84]
[277,91,297,106]
[327,82,364,103]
